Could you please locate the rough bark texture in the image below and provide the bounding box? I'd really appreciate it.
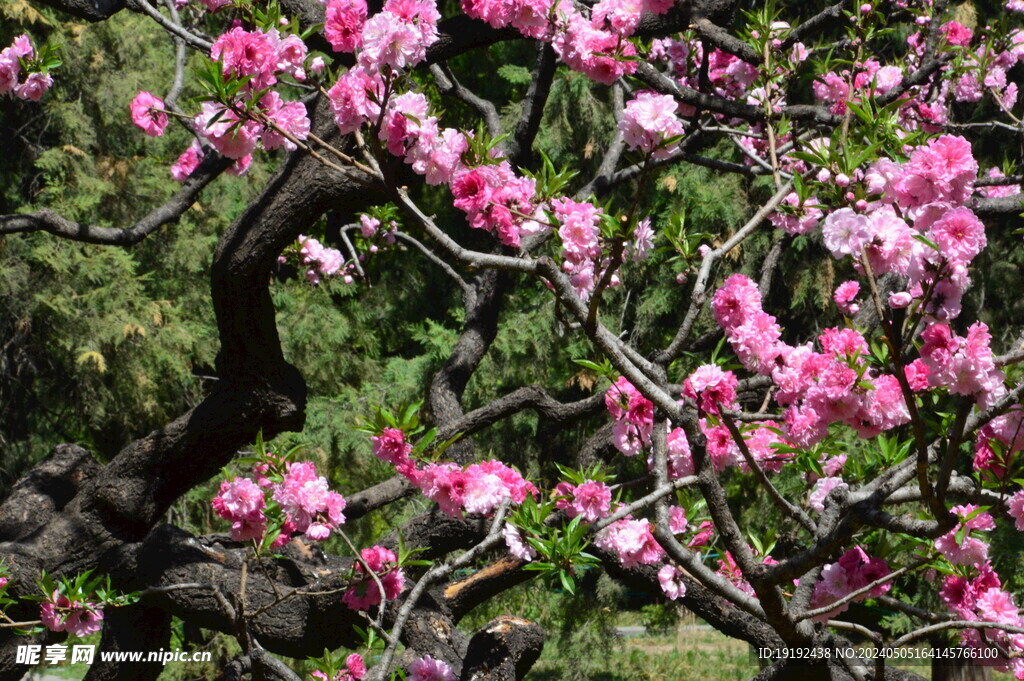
[459,616,545,681]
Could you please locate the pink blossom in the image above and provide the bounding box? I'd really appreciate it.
[822,208,871,258]
[619,91,683,159]
[808,547,891,621]
[809,477,848,513]
[612,419,651,456]
[934,504,995,567]
[171,142,204,181]
[40,591,104,637]
[940,21,973,47]
[553,13,637,85]
[1008,490,1024,531]
[833,281,860,316]
[10,34,34,59]
[130,91,169,137]
[260,93,310,151]
[360,9,435,73]
[682,365,738,414]
[328,66,384,134]
[380,91,431,156]
[213,477,266,519]
[701,419,739,471]
[658,564,687,600]
[768,193,823,235]
[415,462,466,515]
[976,587,1019,625]
[370,427,415,472]
[712,274,763,329]
[688,520,715,549]
[195,102,261,159]
[669,505,687,534]
[345,654,368,680]
[595,517,664,568]
[567,480,612,522]
[408,127,469,185]
[929,207,986,265]
[0,50,20,95]
[591,0,645,37]
[461,465,510,515]
[210,27,278,89]
[409,656,456,681]
[978,167,1021,199]
[274,34,308,78]
[502,524,536,561]
[663,427,694,478]
[325,0,368,52]
[14,72,52,102]
[892,135,978,207]
[272,461,347,539]
[343,546,405,610]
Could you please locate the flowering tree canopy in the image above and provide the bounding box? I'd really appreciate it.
[4,0,1024,679]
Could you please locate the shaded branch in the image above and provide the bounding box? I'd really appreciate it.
[0,154,231,246]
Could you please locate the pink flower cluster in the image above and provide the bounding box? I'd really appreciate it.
[811,59,904,115]
[370,427,417,477]
[211,27,308,89]
[808,477,848,513]
[553,197,614,301]
[934,504,994,567]
[451,163,539,247]
[312,654,367,681]
[681,365,738,415]
[134,27,312,168]
[414,460,537,516]
[170,141,251,181]
[326,0,439,70]
[975,409,1024,479]
[939,563,1024,675]
[833,281,860,316]
[920,322,1004,406]
[594,517,664,568]
[0,34,52,102]
[768,192,824,236]
[604,376,653,456]
[40,591,104,637]
[212,460,347,546]
[807,547,891,621]
[502,524,537,561]
[712,274,916,447]
[658,564,687,600]
[192,93,310,162]
[290,235,355,285]
[461,0,671,84]
[342,545,405,611]
[370,429,537,517]
[618,91,684,159]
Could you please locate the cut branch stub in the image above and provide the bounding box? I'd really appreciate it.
[459,615,545,681]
